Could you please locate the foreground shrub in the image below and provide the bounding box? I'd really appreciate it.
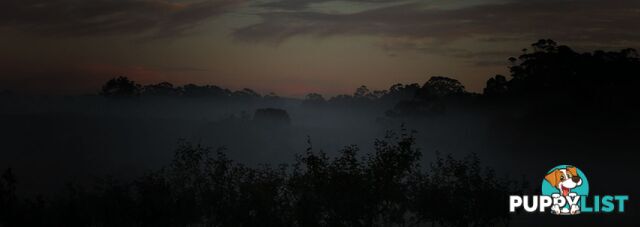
[0,129,524,227]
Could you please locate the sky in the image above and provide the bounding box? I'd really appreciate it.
[2,0,640,97]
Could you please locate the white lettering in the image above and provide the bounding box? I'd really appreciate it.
[540,196,552,212]
[509,196,523,212]
[523,195,538,212]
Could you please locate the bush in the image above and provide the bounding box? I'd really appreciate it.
[0,130,524,227]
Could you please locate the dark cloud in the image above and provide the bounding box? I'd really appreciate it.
[0,0,245,38]
[259,0,398,11]
[379,38,517,65]
[163,66,211,72]
[259,0,317,10]
[380,39,515,58]
[235,0,640,47]
[473,59,510,67]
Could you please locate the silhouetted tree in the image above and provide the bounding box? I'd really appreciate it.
[386,83,419,100]
[416,76,467,100]
[485,39,640,111]
[353,85,375,100]
[484,74,508,97]
[181,84,230,97]
[366,129,421,225]
[143,82,179,96]
[387,77,469,117]
[100,76,141,98]
[232,88,262,100]
[303,93,326,106]
[263,92,281,101]
[327,94,353,105]
[354,85,368,97]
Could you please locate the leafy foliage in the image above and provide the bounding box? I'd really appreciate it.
[485,39,640,108]
[101,76,141,97]
[0,130,523,226]
[417,76,467,100]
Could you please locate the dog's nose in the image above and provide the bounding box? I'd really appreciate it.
[572,176,581,183]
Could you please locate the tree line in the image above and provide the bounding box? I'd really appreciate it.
[100,39,640,115]
[100,78,269,100]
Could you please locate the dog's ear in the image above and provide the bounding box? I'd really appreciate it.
[566,166,578,177]
[545,170,560,187]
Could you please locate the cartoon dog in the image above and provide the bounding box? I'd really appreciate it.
[545,166,583,215]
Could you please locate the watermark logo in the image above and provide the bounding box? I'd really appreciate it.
[542,165,588,215]
[510,165,628,215]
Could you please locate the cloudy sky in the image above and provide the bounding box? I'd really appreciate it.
[2,0,639,97]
